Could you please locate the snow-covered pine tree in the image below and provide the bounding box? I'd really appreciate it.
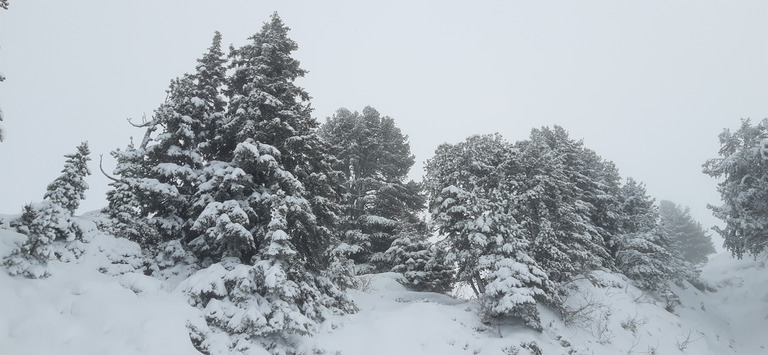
[183,14,355,353]
[703,118,768,258]
[425,134,551,330]
[659,200,715,265]
[318,106,425,273]
[514,126,611,283]
[105,32,227,248]
[615,178,679,291]
[382,228,454,293]
[5,143,91,277]
[44,142,91,214]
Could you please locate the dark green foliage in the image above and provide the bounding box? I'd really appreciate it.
[319,106,424,273]
[384,231,454,293]
[703,118,768,258]
[105,14,354,353]
[425,134,552,330]
[106,31,227,247]
[515,126,614,282]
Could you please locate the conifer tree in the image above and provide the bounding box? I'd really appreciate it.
[425,134,551,329]
[659,200,715,265]
[106,32,227,247]
[181,14,355,353]
[44,142,91,213]
[703,118,768,258]
[5,143,91,277]
[318,106,424,272]
[615,178,679,291]
[515,126,612,282]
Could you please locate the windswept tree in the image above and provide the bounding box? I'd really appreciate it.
[659,200,715,265]
[318,106,424,272]
[703,118,768,258]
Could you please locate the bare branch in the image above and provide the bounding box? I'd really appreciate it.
[99,154,121,183]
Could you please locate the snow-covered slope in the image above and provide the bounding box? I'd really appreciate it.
[1,216,766,354]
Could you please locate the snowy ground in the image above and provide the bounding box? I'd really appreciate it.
[1,214,766,354]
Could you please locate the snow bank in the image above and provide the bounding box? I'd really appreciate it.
[1,221,767,354]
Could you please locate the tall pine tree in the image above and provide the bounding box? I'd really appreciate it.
[425,134,551,330]
[106,32,227,247]
[182,14,354,353]
[318,106,424,273]
[514,126,612,283]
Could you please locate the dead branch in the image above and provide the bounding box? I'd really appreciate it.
[99,154,121,183]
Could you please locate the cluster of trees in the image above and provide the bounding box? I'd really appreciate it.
[101,15,358,353]
[1,12,739,353]
[424,129,714,329]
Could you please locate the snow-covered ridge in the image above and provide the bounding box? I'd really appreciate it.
[1,214,765,354]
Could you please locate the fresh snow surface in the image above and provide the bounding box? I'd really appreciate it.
[1,214,766,354]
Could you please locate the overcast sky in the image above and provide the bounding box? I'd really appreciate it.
[2,1,767,249]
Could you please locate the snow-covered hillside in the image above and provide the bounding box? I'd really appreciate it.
[1,214,766,355]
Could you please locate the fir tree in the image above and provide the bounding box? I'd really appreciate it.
[182,14,355,353]
[106,32,227,247]
[659,200,715,265]
[515,126,612,282]
[425,134,551,329]
[44,142,91,213]
[318,106,424,272]
[5,143,91,278]
[703,118,768,258]
[383,229,454,293]
[615,178,679,291]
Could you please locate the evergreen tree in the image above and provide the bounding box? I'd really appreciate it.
[44,142,91,213]
[5,143,90,278]
[615,178,678,291]
[383,229,454,293]
[318,106,424,272]
[659,200,715,265]
[514,126,612,282]
[703,118,768,258]
[106,32,227,247]
[425,134,551,330]
[181,14,355,353]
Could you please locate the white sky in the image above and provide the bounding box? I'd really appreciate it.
[2,1,767,249]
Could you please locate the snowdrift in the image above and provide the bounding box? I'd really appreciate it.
[1,214,766,354]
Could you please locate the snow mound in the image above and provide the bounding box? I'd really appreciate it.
[1,222,767,354]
